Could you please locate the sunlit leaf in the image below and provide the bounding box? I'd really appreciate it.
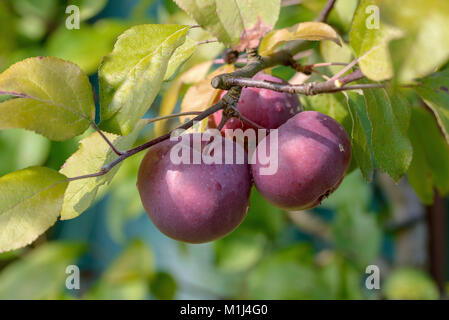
[60,121,145,220]
[0,57,95,140]
[175,0,281,50]
[350,0,403,81]
[0,167,68,253]
[99,24,190,135]
[0,242,85,299]
[247,245,327,299]
[260,22,341,55]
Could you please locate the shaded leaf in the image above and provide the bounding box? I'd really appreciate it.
[0,129,50,176]
[408,107,449,204]
[0,57,95,140]
[332,206,381,269]
[0,167,68,253]
[384,268,439,300]
[180,64,234,130]
[155,61,213,136]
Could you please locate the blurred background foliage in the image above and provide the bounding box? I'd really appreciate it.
[0,0,447,300]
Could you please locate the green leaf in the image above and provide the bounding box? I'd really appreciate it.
[384,268,439,300]
[175,0,281,50]
[99,24,190,135]
[345,92,374,181]
[260,22,341,55]
[0,242,85,299]
[60,121,145,220]
[149,271,178,300]
[415,69,449,145]
[407,107,449,204]
[350,0,403,81]
[47,20,129,74]
[381,0,449,82]
[0,167,68,253]
[363,87,412,181]
[85,240,154,300]
[0,57,95,141]
[302,92,351,130]
[164,36,196,81]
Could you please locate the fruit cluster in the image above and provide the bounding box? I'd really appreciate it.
[137,73,351,243]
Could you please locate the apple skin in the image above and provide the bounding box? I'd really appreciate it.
[212,72,302,132]
[251,111,351,210]
[137,134,252,243]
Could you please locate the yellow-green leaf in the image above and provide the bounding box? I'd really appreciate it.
[350,0,403,81]
[60,121,145,220]
[99,24,190,135]
[0,57,95,141]
[381,0,449,82]
[164,36,197,81]
[260,22,341,55]
[175,0,281,51]
[363,88,412,181]
[0,166,68,253]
